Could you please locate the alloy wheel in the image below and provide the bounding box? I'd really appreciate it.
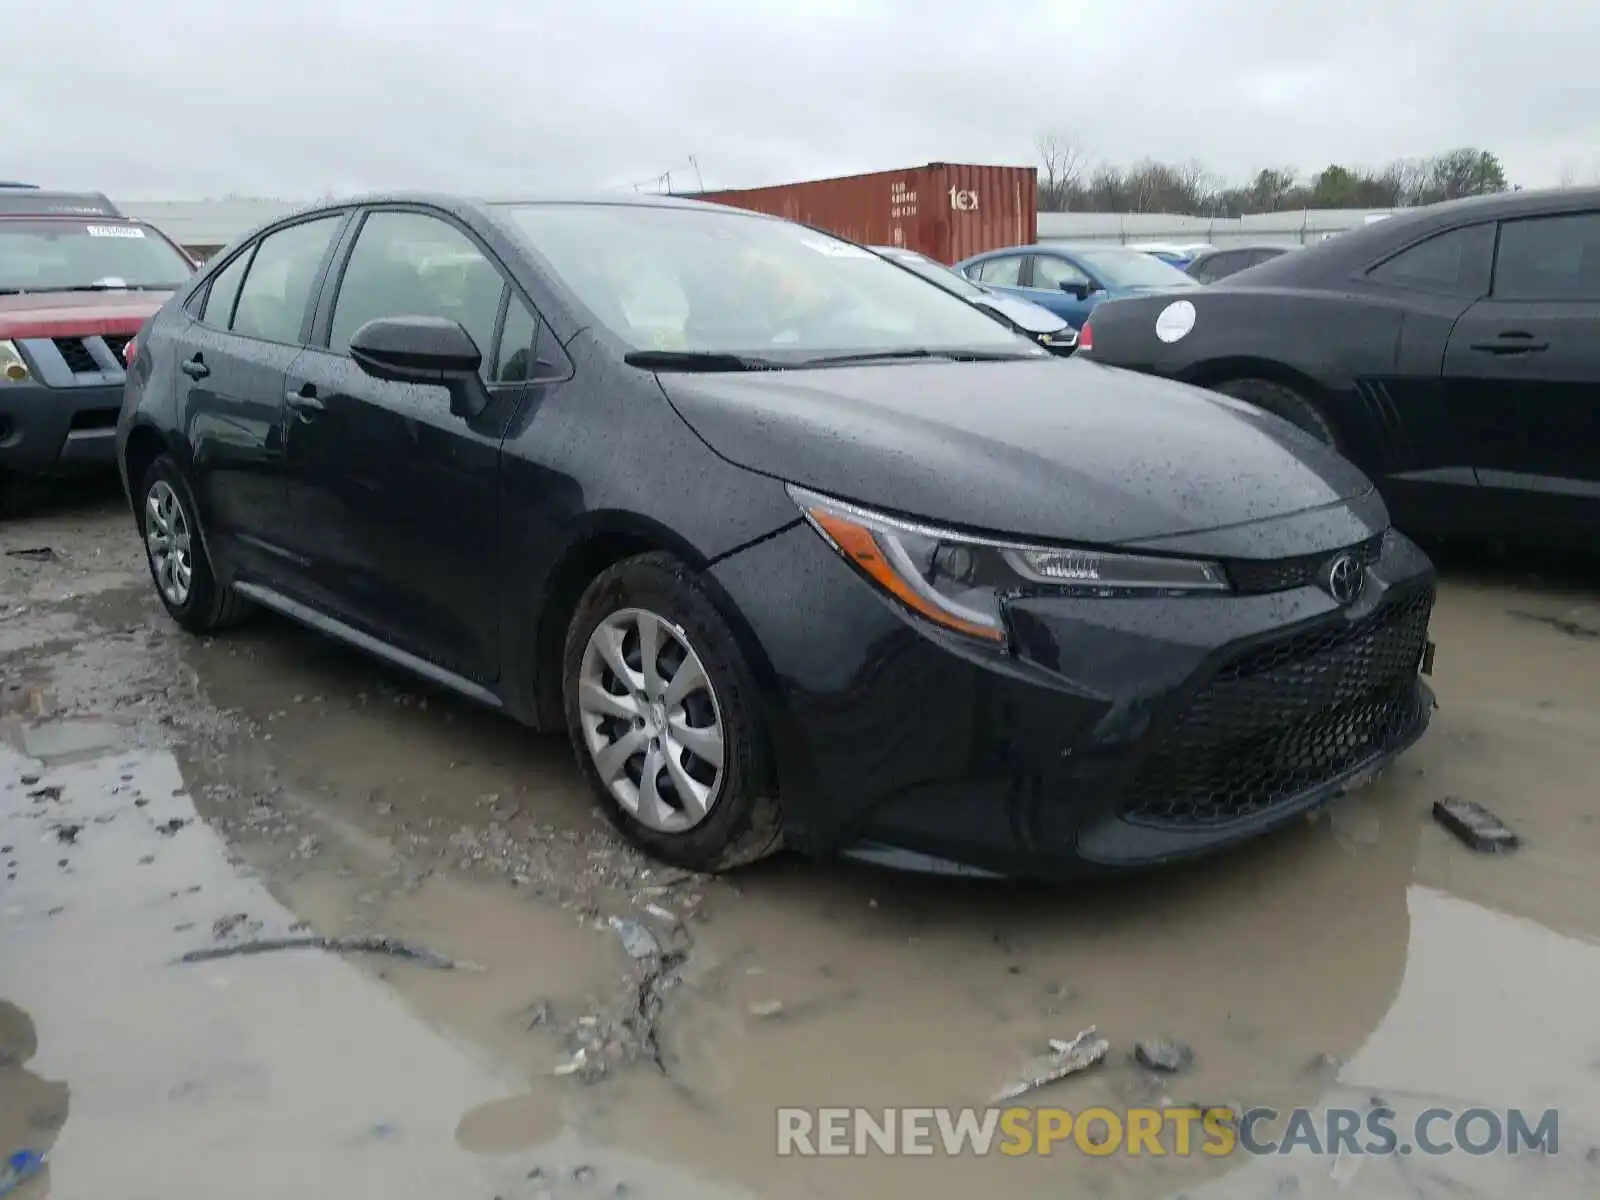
[577,606,726,833]
[144,479,193,607]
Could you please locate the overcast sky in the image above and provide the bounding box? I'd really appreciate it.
[10,0,1599,199]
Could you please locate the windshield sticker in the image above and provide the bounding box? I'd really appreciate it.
[1155,300,1197,343]
[86,225,146,238]
[800,237,874,259]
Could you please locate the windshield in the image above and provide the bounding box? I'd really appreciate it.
[502,203,1035,358]
[1075,248,1198,290]
[873,248,987,300]
[0,219,193,293]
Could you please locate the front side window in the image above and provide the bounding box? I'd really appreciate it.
[1493,212,1600,301]
[502,203,1031,358]
[1367,224,1493,297]
[0,219,193,294]
[329,211,506,380]
[494,295,540,382]
[1032,255,1091,290]
[230,216,343,344]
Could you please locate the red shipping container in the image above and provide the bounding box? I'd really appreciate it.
[693,163,1037,265]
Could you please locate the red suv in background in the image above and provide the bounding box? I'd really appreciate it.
[1,187,194,496]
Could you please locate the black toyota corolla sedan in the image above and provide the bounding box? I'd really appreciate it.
[116,193,1437,879]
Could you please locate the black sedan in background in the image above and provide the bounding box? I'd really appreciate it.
[118,193,1436,879]
[1080,187,1600,551]
[1184,243,1293,283]
[869,245,1077,354]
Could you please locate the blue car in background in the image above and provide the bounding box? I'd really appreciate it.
[869,245,1077,354]
[954,243,1199,329]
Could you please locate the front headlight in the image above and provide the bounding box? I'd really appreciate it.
[0,340,29,383]
[790,486,1229,644]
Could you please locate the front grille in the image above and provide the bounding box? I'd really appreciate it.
[53,336,99,373]
[1224,533,1385,596]
[1120,588,1433,829]
[101,333,132,362]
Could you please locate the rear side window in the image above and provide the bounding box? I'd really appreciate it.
[1248,248,1285,267]
[200,249,251,328]
[494,295,539,383]
[328,211,506,381]
[974,255,1024,286]
[1493,212,1600,301]
[1192,252,1238,283]
[231,216,343,344]
[1367,224,1493,297]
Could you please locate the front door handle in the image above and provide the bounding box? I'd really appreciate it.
[286,389,325,416]
[181,356,209,379]
[1469,332,1549,355]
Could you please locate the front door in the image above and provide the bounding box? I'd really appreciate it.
[1442,210,1600,540]
[281,207,540,684]
[1024,254,1097,328]
[174,213,346,583]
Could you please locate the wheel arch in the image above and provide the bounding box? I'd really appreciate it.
[1177,357,1351,444]
[120,421,174,516]
[524,511,778,731]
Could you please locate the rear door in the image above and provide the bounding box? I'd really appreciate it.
[1442,209,1600,539]
[280,206,541,683]
[173,213,347,581]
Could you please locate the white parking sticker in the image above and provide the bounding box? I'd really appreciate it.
[1155,300,1197,343]
[86,225,146,238]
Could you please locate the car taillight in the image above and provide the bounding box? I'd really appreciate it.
[123,336,137,365]
[1076,322,1093,353]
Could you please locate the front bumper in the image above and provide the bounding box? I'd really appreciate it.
[711,522,1436,879]
[0,381,122,471]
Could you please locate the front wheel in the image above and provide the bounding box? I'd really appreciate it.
[136,455,252,634]
[562,552,782,872]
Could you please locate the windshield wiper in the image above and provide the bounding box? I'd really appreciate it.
[623,350,782,372]
[801,348,1039,366]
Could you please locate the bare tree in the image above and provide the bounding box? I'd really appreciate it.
[1035,132,1087,210]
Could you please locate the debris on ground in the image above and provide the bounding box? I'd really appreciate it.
[1432,797,1520,853]
[610,916,662,960]
[748,1000,784,1018]
[1134,1037,1194,1073]
[155,818,190,836]
[177,935,480,970]
[26,786,62,803]
[526,1000,551,1028]
[211,913,258,940]
[993,1025,1110,1102]
[18,774,39,786]
[0,1149,47,1197]
[53,823,83,845]
[4,546,57,562]
[1509,609,1600,641]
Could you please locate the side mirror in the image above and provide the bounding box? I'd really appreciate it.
[349,315,489,419]
[1061,281,1091,301]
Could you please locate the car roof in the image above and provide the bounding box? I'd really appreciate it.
[0,189,124,218]
[1221,187,1600,289]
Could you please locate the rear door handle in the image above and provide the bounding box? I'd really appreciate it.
[286,389,325,416]
[180,356,209,379]
[1469,333,1549,355]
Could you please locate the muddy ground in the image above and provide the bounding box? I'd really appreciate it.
[2,480,1599,1199]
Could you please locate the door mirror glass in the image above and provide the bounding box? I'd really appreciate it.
[348,315,489,418]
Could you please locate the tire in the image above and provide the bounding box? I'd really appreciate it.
[135,455,253,634]
[562,551,783,873]
[1211,377,1340,447]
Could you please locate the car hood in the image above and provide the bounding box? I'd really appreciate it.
[656,358,1377,545]
[972,292,1067,334]
[0,289,171,339]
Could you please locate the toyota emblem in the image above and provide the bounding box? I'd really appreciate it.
[1324,553,1364,605]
